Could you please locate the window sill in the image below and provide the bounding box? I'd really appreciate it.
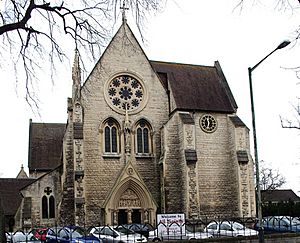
[135,153,153,158]
[103,153,121,158]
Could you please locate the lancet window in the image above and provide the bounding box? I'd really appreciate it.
[41,187,55,219]
[136,119,152,154]
[103,118,120,154]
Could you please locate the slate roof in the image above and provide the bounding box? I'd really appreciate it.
[28,121,66,173]
[229,116,247,127]
[0,178,35,216]
[261,189,300,203]
[150,60,237,113]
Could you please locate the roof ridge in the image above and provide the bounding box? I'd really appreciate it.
[150,60,215,68]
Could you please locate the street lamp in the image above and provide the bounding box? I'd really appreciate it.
[248,40,290,243]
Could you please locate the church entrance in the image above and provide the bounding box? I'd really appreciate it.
[117,209,141,224]
[132,209,141,223]
[104,174,157,225]
[118,209,128,224]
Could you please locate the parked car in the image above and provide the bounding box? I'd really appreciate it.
[46,226,101,243]
[34,228,47,241]
[114,224,154,238]
[204,221,258,237]
[89,225,147,243]
[9,232,41,243]
[147,228,212,241]
[6,232,13,242]
[257,216,300,234]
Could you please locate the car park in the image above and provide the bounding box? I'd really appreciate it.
[204,221,258,237]
[147,228,212,241]
[257,216,300,234]
[89,225,147,243]
[46,226,101,243]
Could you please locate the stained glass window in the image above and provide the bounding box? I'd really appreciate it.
[107,75,145,112]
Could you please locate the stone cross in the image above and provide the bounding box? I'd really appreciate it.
[120,0,129,22]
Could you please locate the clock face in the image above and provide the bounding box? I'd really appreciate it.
[106,74,145,113]
[200,114,217,133]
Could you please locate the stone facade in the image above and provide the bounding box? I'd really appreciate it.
[16,20,256,228]
[17,169,62,228]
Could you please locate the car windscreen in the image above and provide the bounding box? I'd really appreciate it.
[69,228,85,238]
[233,222,245,230]
[291,218,300,225]
[115,227,136,235]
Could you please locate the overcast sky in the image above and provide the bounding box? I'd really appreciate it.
[0,0,299,194]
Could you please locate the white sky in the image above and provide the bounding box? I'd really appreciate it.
[0,0,299,194]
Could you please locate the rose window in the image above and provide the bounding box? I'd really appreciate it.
[107,75,145,112]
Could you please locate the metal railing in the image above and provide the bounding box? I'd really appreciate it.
[4,216,300,242]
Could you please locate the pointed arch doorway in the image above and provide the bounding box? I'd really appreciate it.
[104,178,157,225]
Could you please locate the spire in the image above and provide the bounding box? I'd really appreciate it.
[72,49,81,101]
[121,0,129,23]
[72,49,81,86]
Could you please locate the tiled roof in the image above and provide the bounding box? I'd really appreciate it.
[261,189,300,202]
[28,122,66,172]
[0,178,35,216]
[151,60,237,113]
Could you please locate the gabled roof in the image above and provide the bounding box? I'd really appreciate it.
[16,165,28,179]
[0,178,35,216]
[28,121,66,172]
[150,60,237,113]
[261,189,300,202]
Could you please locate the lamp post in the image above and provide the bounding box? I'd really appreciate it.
[248,40,290,243]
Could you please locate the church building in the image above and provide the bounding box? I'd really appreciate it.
[12,19,256,229]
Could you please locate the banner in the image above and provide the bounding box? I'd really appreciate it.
[157,213,185,235]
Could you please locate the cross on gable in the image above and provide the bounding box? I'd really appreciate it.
[120,0,129,22]
[44,187,52,195]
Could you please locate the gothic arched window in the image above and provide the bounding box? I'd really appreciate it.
[49,196,55,218]
[103,118,120,154]
[41,187,55,219]
[42,196,48,219]
[136,120,152,154]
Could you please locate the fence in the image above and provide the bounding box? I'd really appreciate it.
[4,216,300,242]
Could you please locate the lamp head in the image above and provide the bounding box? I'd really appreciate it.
[277,40,291,50]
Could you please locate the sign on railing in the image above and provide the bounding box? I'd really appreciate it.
[157,213,185,235]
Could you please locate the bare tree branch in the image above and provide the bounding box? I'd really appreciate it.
[259,161,286,191]
[0,0,165,111]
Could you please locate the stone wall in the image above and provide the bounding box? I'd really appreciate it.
[162,113,185,213]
